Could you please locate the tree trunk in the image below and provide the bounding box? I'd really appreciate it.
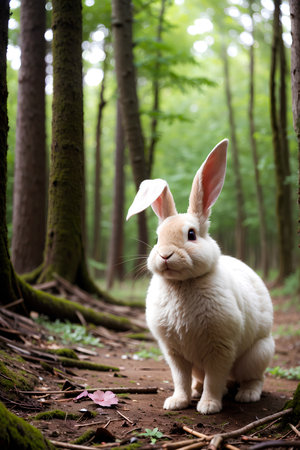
[0,0,137,333]
[289,0,300,236]
[222,42,247,261]
[111,0,148,261]
[92,59,107,269]
[270,0,294,282]
[11,0,46,274]
[147,0,167,178]
[39,0,91,289]
[106,99,126,289]
[248,0,269,278]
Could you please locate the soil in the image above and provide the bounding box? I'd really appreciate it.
[1,293,300,449]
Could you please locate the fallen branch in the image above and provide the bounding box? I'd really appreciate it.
[20,386,158,396]
[217,408,292,440]
[50,440,118,449]
[207,408,293,450]
[165,409,294,450]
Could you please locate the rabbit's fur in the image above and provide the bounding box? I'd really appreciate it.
[127,140,274,414]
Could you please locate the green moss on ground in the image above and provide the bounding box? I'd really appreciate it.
[0,350,37,400]
[46,348,79,359]
[33,409,80,420]
[72,429,95,444]
[0,401,55,449]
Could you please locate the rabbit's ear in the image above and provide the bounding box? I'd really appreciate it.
[126,179,177,222]
[188,139,228,220]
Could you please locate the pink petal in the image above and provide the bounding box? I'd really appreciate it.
[88,390,105,404]
[88,390,118,406]
[74,390,89,401]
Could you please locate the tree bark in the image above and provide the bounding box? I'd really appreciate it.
[222,42,247,261]
[39,0,93,290]
[0,0,137,332]
[0,0,17,302]
[111,0,149,261]
[270,0,294,281]
[11,0,46,274]
[248,0,269,278]
[289,0,300,245]
[106,99,126,289]
[92,54,107,267]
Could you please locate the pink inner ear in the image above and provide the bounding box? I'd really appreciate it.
[151,185,177,221]
[201,142,227,214]
[152,195,163,218]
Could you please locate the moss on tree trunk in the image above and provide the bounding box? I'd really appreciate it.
[38,0,97,294]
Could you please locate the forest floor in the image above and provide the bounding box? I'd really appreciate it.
[0,281,299,449]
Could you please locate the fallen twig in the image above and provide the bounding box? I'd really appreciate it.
[182,425,211,440]
[20,386,158,396]
[224,444,240,450]
[165,409,294,450]
[116,409,134,424]
[290,423,300,437]
[50,440,118,449]
[75,419,121,429]
[163,438,202,449]
[207,408,293,450]
[0,298,24,309]
[176,441,207,450]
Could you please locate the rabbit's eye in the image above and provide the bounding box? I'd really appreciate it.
[188,228,196,241]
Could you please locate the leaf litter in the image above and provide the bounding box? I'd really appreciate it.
[0,291,300,448]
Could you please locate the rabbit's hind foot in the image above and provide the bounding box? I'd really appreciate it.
[235,379,263,403]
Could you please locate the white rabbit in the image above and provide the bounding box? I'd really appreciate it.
[127,139,274,414]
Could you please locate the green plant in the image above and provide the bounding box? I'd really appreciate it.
[266,366,300,380]
[273,324,300,337]
[139,427,164,444]
[271,270,300,302]
[133,346,162,361]
[36,317,103,347]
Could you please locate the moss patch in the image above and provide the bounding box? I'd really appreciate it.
[46,348,79,359]
[72,429,95,444]
[33,409,80,421]
[0,350,37,400]
[0,401,55,449]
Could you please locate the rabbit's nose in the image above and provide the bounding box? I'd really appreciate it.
[159,252,174,261]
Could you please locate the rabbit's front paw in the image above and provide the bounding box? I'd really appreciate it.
[164,395,189,410]
[197,398,222,414]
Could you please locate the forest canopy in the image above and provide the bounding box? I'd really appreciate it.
[5,0,299,287]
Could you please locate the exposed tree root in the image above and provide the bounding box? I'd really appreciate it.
[19,278,139,331]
